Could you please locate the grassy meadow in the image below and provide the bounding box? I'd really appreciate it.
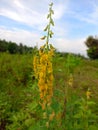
[0,52,98,130]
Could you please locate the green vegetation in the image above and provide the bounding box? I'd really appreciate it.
[0,39,34,54]
[0,52,98,130]
[85,36,98,59]
[0,3,98,130]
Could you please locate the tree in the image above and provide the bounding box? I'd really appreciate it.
[8,42,18,54]
[0,39,8,52]
[18,43,24,54]
[85,36,98,59]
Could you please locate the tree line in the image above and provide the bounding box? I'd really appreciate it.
[0,39,34,54]
[0,35,98,59]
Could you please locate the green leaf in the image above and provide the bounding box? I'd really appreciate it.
[87,101,96,106]
[28,101,38,111]
[50,34,52,38]
[51,9,54,14]
[44,25,48,31]
[49,2,53,6]
[50,30,54,35]
[47,14,50,19]
[50,19,54,26]
[50,44,55,49]
[28,122,47,130]
[40,36,46,40]
[25,119,35,127]
[49,30,54,38]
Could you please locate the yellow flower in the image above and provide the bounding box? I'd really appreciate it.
[43,112,47,119]
[40,53,48,64]
[68,74,73,87]
[49,74,54,81]
[49,50,54,57]
[42,102,46,110]
[47,102,51,107]
[86,89,91,99]
[49,88,53,94]
[46,122,49,128]
[33,44,54,110]
[46,95,51,102]
[38,78,44,86]
[42,66,46,73]
[49,111,55,121]
[39,85,45,92]
[39,72,44,78]
[40,93,44,99]
[44,83,48,91]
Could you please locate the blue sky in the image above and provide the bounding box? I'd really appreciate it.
[0,0,98,56]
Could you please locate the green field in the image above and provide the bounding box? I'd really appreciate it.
[0,52,98,130]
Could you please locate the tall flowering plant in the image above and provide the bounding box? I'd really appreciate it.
[33,2,55,110]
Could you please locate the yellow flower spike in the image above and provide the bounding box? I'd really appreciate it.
[68,74,73,87]
[49,111,55,121]
[46,122,49,128]
[42,102,46,110]
[49,74,54,82]
[33,2,54,111]
[46,95,51,101]
[40,94,44,99]
[86,89,91,99]
[43,112,47,119]
[47,102,51,107]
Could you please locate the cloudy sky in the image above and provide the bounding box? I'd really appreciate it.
[0,0,98,56]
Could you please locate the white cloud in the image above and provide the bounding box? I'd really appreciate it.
[13,0,25,9]
[0,2,46,26]
[90,2,98,21]
[0,0,68,26]
[53,38,87,56]
[53,3,67,19]
[0,26,41,47]
[0,0,69,40]
[71,12,98,25]
[0,0,70,51]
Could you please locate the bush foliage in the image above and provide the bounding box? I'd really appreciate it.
[85,36,98,59]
